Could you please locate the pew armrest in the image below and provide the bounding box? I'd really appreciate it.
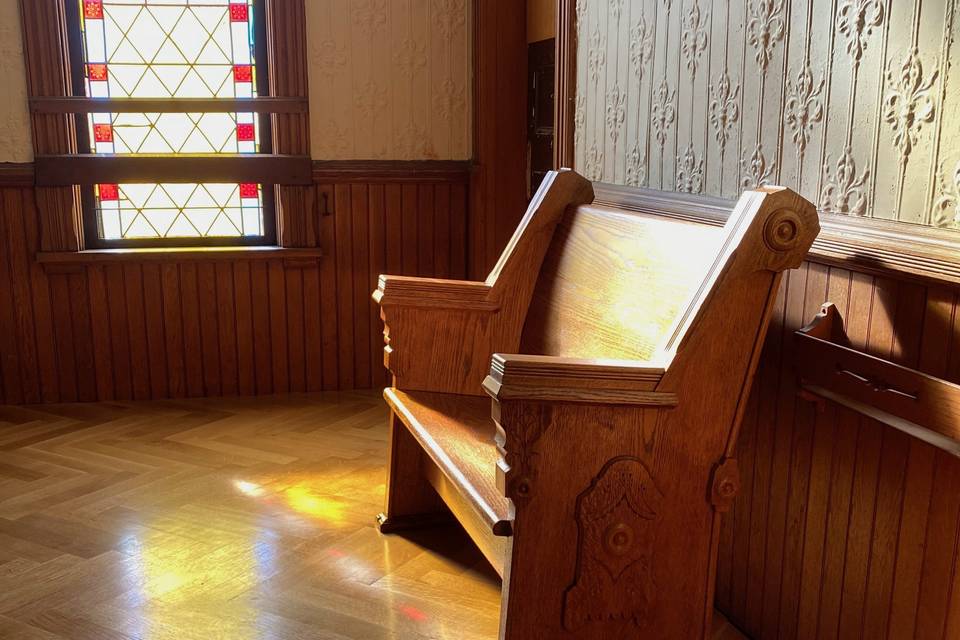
[482,353,677,406]
[374,275,497,311]
[374,276,515,395]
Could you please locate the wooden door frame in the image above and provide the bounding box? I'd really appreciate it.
[553,0,576,169]
[469,0,529,278]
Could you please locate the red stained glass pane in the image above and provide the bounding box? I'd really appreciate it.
[233,64,253,82]
[239,183,259,198]
[98,184,119,201]
[237,124,256,142]
[229,3,249,22]
[87,63,108,81]
[83,1,104,19]
[93,123,113,143]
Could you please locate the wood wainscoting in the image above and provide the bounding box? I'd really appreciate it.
[715,261,960,640]
[0,164,469,405]
[589,182,960,639]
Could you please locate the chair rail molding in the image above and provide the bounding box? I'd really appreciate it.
[594,182,960,286]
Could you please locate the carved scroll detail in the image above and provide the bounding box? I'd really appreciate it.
[762,207,802,253]
[562,456,664,632]
[710,457,741,512]
[495,408,550,503]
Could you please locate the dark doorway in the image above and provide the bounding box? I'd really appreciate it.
[528,38,555,198]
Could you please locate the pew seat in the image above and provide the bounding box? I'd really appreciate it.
[383,387,511,568]
[373,170,820,639]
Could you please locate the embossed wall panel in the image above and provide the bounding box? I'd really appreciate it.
[0,0,34,163]
[306,0,472,161]
[574,0,960,230]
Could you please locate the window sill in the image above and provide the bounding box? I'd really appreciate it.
[36,246,323,267]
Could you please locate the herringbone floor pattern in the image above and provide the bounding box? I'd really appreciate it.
[0,392,746,640]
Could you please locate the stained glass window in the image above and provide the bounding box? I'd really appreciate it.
[74,0,271,245]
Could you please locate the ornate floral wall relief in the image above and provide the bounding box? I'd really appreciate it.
[352,0,388,33]
[574,94,586,148]
[741,145,776,189]
[709,71,740,153]
[784,64,824,156]
[681,1,709,77]
[746,0,785,73]
[433,0,467,39]
[883,48,939,164]
[837,0,884,64]
[609,0,624,22]
[651,80,677,150]
[626,145,646,187]
[676,147,704,194]
[606,86,627,145]
[573,0,960,230]
[585,143,604,182]
[630,16,654,82]
[933,160,960,229]
[589,27,607,86]
[820,148,870,216]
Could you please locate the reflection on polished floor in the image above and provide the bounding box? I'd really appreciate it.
[0,392,747,639]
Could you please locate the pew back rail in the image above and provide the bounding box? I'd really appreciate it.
[797,303,960,456]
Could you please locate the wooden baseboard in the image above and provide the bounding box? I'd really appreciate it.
[593,182,960,286]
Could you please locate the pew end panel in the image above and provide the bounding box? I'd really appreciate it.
[374,170,594,396]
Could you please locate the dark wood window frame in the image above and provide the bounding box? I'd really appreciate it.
[63,0,279,249]
[19,0,311,253]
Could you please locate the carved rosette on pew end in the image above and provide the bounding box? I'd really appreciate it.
[373,170,819,639]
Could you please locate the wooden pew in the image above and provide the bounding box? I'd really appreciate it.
[372,170,819,639]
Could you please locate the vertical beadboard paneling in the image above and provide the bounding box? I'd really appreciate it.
[0,181,468,404]
[574,0,960,231]
[714,265,960,639]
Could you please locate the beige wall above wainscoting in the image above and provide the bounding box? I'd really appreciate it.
[0,0,33,162]
[574,0,960,230]
[306,0,472,161]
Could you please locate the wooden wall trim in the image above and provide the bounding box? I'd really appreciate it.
[312,160,472,184]
[30,96,309,114]
[470,0,529,278]
[0,161,470,187]
[594,182,960,286]
[265,0,309,157]
[0,163,35,187]
[265,0,311,249]
[35,154,314,186]
[36,247,324,265]
[18,0,82,252]
[553,0,576,169]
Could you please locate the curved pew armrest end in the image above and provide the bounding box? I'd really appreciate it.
[373,274,498,311]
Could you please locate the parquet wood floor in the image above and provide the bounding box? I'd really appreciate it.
[0,392,746,639]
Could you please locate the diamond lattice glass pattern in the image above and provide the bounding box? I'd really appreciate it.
[78,0,265,241]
